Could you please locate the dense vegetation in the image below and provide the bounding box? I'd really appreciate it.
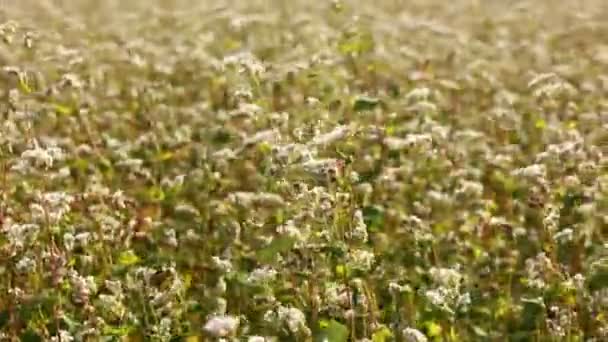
[1,0,607,340]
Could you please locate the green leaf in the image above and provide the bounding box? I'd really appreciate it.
[20,329,42,342]
[353,95,380,112]
[103,324,135,337]
[520,297,545,331]
[362,205,384,232]
[335,264,347,277]
[62,314,82,331]
[588,258,608,291]
[317,319,349,342]
[146,186,165,202]
[424,321,442,338]
[118,250,140,266]
[372,325,393,342]
[53,103,73,116]
[256,236,296,263]
[534,118,546,129]
[154,151,174,162]
[18,76,32,93]
[338,32,374,55]
[0,310,8,330]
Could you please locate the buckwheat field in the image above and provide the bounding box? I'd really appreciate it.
[1,0,608,341]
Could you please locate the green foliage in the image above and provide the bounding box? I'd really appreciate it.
[352,95,381,112]
[316,319,349,342]
[0,0,605,340]
[256,236,296,264]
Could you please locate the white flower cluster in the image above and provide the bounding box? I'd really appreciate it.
[402,327,428,342]
[424,267,469,315]
[204,315,240,337]
[247,266,278,285]
[12,142,65,172]
[264,305,310,337]
[524,252,554,290]
[346,249,375,272]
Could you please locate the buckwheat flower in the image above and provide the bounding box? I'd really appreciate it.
[383,137,412,151]
[275,143,315,164]
[355,182,373,197]
[184,229,201,242]
[99,215,121,241]
[427,190,452,206]
[70,272,93,304]
[406,101,438,113]
[300,158,341,176]
[405,87,432,102]
[98,294,126,318]
[59,73,84,88]
[8,287,24,302]
[175,203,200,216]
[15,255,36,274]
[512,163,546,180]
[532,79,577,99]
[75,232,91,247]
[402,327,428,342]
[20,143,64,169]
[275,220,302,242]
[229,192,256,207]
[456,180,484,198]
[456,292,472,311]
[152,317,173,340]
[347,249,375,271]
[324,282,349,311]
[306,96,321,107]
[553,228,574,244]
[277,306,309,336]
[203,315,239,337]
[86,182,111,197]
[573,274,585,290]
[112,190,127,209]
[104,280,123,296]
[63,232,75,251]
[350,210,368,243]
[234,87,253,101]
[247,267,278,285]
[429,267,463,288]
[425,288,451,313]
[543,205,560,233]
[211,256,233,273]
[229,102,264,119]
[528,72,558,89]
[242,129,280,148]
[115,158,144,169]
[247,336,267,342]
[164,228,178,247]
[9,159,31,174]
[4,223,39,250]
[384,134,433,151]
[41,191,74,207]
[50,330,74,342]
[254,192,286,208]
[513,227,527,238]
[389,282,412,296]
[237,52,266,75]
[524,252,553,289]
[309,124,353,147]
[52,166,71,180]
